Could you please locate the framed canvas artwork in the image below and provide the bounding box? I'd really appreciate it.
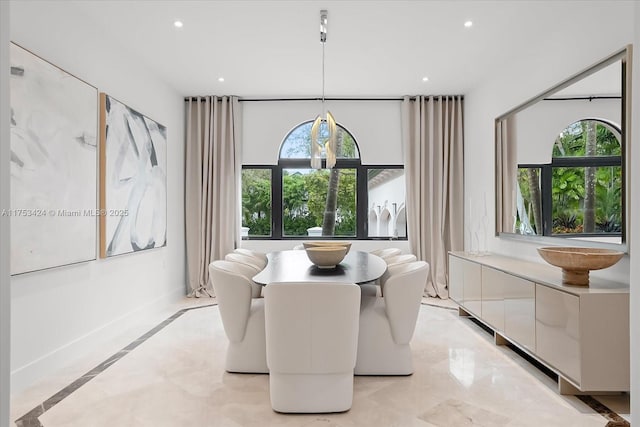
[99,93,167,257]
[9,43,98,275]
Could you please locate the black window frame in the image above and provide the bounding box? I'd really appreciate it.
[242,163,406,240]
[518,158,622,238]
[242,120,406,240]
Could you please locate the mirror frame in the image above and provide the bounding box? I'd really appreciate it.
[494,45,632,253]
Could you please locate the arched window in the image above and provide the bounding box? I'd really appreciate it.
[278,121,361,237]
[517,118,622,239]
[241,119,406,240]
[279,121,360,160]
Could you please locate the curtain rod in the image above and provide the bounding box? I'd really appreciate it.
[184,95,464,102]
[543,95,621,101]
[239,97,404,102]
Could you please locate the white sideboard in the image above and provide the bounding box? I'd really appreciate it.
[448,251,629,395]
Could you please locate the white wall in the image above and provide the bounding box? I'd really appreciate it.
[241,98,408,253]
[368,173,406,237]
[631,4,640,422]
[1,2,12,425]
[242,99,403,165]
[9,2,186,392]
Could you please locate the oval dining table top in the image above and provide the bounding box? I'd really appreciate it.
[252,249,387,286]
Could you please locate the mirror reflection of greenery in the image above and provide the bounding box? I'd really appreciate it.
[517,120,621,235]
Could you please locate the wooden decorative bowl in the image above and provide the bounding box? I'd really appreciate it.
[304,246,348,269]
[303,241,352,254]
[537,247,624,286]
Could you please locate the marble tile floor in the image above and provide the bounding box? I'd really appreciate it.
[10,298,630,427]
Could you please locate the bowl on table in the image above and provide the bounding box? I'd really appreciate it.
[305,246,348,269]
[303,241,352,254]
[537,246,624,286]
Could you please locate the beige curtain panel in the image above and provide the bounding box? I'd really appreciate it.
[496,116,517,232]
[185,96,242,297]
[402,95,464,299]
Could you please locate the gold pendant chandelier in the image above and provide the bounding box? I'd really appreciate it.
[310,9,337,169]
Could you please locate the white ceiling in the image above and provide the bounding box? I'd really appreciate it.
[68,0,631,97]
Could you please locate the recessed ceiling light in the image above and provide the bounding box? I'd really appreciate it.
[173,20,184,28]
[464,20,473,28]
[218,77,225,82]
[422,76,429,82]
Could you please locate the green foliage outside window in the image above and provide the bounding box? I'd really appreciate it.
[242,169,272,236]
[282,168,356,236]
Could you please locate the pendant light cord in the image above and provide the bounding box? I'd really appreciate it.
[321,39,326,114]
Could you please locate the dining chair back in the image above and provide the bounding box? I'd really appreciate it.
[220,258,262,298]
[224,253,263,272]
[209,260,268,373]
[264,281,361,413]
[233,248,268,268]
[378,254,418,295]
[370,247,402,259]
[384,254,417,267]
[355,261,429,375]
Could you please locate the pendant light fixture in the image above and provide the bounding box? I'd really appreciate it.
[311,9,337,169]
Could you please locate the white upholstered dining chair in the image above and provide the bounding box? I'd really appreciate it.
[264,281,361,413]
[219,257,262,298]
[378,254,418,296]
[370,247,402,260]
[209,260,268,373]
[355,261,429,375]
[225,252,264,272]
[233,248,268,269]
[384,254,417,267]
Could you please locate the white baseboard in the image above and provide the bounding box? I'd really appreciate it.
[10,287,185,394]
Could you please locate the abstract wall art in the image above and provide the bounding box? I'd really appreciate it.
[99,94,167,258]
[9,43,98,275]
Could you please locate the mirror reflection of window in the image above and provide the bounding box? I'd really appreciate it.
[551,120,622,236]
[516,167,541,235]
[516,119,622,240]
[496,46,629,249]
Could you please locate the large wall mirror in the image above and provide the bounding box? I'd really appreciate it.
[495,45,632,252]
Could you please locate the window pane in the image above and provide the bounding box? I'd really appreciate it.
[241,169,272,237]
[282,168,356,237]
[553,120,621,157]
[367,169,406,237]
[552,166,622,235]
[279,122,360,159]
[516,167,542,235]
